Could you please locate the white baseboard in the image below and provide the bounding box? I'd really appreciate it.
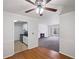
[3,53,14,59]
[59,51,75,59]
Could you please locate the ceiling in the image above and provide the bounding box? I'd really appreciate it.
[3,0,75,18]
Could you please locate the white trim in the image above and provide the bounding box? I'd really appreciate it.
[59,51,75,59]
[3,53,14,59]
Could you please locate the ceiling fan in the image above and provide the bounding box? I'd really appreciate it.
[25,0,57,16]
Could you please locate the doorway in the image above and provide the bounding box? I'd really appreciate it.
[14,20,28,53]
[38,24,59,52]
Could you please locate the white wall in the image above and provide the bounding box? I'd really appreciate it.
[38,24,48,38]
[38,14,59,25]
[14,22,24,40]
[23,24,28,31]
[3,11,38,58]
[60,11,75,58]
[38,14,59,38]
[3,12,14,58]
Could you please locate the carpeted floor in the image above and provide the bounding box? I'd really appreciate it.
[39,36,59,52]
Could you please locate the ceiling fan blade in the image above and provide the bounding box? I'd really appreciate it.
[25,0,35,5]
[45,7,57,12]
[46,0,51,4]
[25,8,35,13]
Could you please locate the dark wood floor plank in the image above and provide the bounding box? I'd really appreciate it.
[60,53,73,59]
[5,47,73,59]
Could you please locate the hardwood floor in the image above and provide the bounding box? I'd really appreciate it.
[5,47,73,59]
[60,53,73,59]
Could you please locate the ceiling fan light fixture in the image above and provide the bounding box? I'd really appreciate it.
[40,8,44,14]
[25,0,57,16]
[36,7,44,14]
[36,5,44,14]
